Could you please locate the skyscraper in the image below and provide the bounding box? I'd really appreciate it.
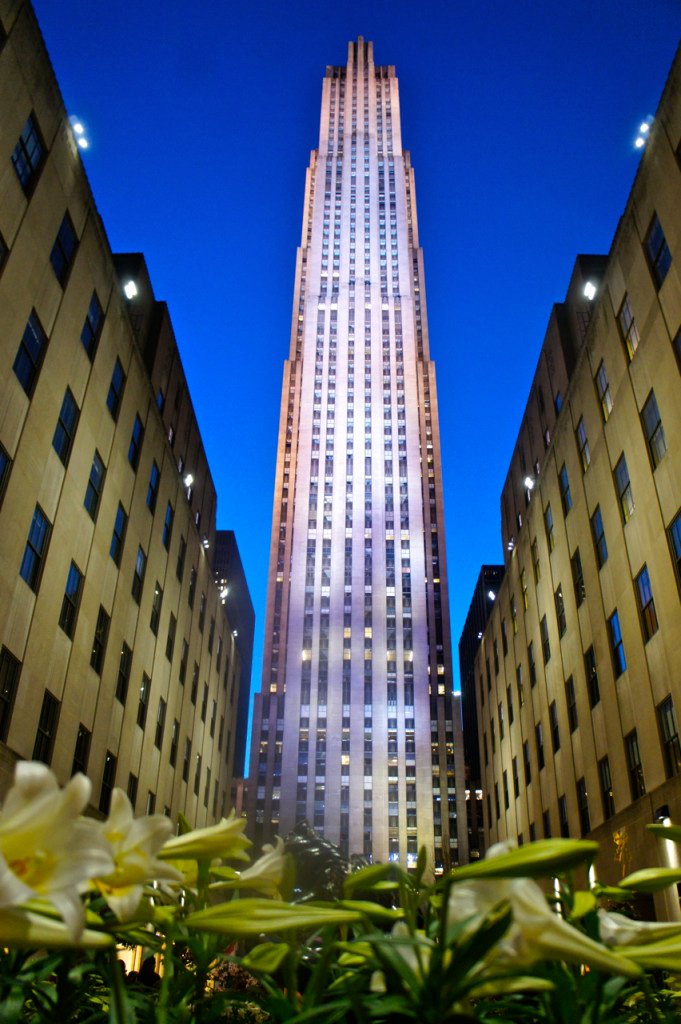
[248,38,466,871]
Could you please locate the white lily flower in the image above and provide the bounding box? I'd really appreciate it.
[0,762,114,937]
[160,810,251,863]
[448,841,640,978]
[94,789,183,920]
[599,909,681,947]
[232,837,287,897]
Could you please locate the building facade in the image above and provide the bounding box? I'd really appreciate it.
[0,1,247,824]
[475,47,681,917]
[248,38,467,870]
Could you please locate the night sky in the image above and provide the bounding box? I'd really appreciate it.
[31,1,680,729]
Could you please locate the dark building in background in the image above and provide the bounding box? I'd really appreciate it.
[458,565,504,858]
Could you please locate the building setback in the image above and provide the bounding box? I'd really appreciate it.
[474,47,681,918]
[248,38,467,870]
[0,2,250,824]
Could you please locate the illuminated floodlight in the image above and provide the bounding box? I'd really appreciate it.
[634,136,645,149]
[72,121,84,135]
[639,122,650,134]
[77,137,89,150]
[233,629,239,638]
[487,590,496,601]
[220,586,229,601]
[202,536,210,549]
[524,476,534,490]
[477,631,483,640]
[583,281,597,300]
[183,473,194,488]
[123,280,138,299]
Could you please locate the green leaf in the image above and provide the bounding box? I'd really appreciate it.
[335,900,404,923]
[570,890,597,919]
[614,937,681,971]
[618,867,681,893]
[343,862,400,896]
[447,839,599,883]
[241,941,290,973]
[185,898,362,936]
[648,823,681,843]
[466,975,555,998]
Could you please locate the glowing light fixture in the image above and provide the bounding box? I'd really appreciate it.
[524,476,534,490]
[77,137,89,150]
[220,586,229,602]
[233,629,239,638]
[72,121,84,135]
[487,590,496,601]
[477,631,483,639]
[634,136,645,149]
[123,280,138,299]
[583,281,597,300]
[639,122,650,134]
[201,536,210,550]
[183,473,194,488]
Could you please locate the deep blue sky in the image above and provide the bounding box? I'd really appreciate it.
[32,2,679,720]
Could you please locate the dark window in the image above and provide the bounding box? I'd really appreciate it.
[540,615,550,664]
[584,646,600,707]
[150,583,163,636]
[635,564,658,643]
[512,756,519,798]
[128,415,144,469]
[49,212,78,286]
[176,535,187,581]
[625,729,646,800]
[210,699,217,738]
[493,640,499,675]
[162,502,174,550]
[558,795,569,838]
[0,646,20,743]
[576,417,590,471]
[182,738,191,782]
[669,510,681,589]
[52,388,79,465]
[565,675,578,732]
[641,391,667,468]
[658,695,681,778]
[0,443,11,507]
[543,809,551,838]
[191,663,199,704]
[599,756,615,819]
[84,451,105,521]
[528,641,537,687]
[535,721,545,770]
[132,547,146,603]
[32,690,60,764]
[554,586,567,637]
[90,605,110,674]
[523,739,532,784]
[198,593,206,632]
[179,640,188,685]
[549,700,561,753]
[608,610,627,677]
[81,292,103,359]
[12,115,45,194]
[591,505,608,568]
[503,770,509,811]
[577,777,590,836]
[595,361,613,422]
[515,664,524,706]
[110,503,127,566]
[194,754,202,796]
[99,751,117,814]
[531,538,540,582]
[13,310,47,397]
[127,773,138,811]
[166,613,176,661]
[188,567,197,608]
[0,229,6,270]
[645,213,672,288]
[146,461,160,513]
[614,455,634,523]
[116,643,132,704]
[571,548,585,607]
[58,561,83,638]
[146,791,156,814]
[201,683,208,722]
[155,697,166,750]
[208,617,215,655]
[544,504,555,552]
[19,505,51,591]
[137,674,150,728]
[216,636,223,674]
[107,359,126,420]
[507,684,514,725]
[169,720,179,767]
[72,724,91,776]
[501,619,508,656]
[558,464,572,515]
[156,387,165,412]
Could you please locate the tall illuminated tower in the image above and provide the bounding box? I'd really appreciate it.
[248,38,467,871]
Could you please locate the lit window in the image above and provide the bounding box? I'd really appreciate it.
[614,454,634,523]
[131,546,146,603]
[107,359,126,420]
[641,391,667,468]
[84,450,105,521]
[635,564,658,642]
[81,292,103,359]
[607,609,626,678]
[595,361,613,422]
[617,294,640,360]
[645,213,672,288]
[558,464,572,516]
[575,417,590,471]
[11,114,45,194]
[52,388,79,465]
[58,561,83,638]
[19,505,51,591]
[13,310,47,397]
[49,212,78,286]
[544,504,555,552]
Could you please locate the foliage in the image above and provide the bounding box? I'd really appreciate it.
[1,762,681,1022]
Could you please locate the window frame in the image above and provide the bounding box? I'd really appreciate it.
[58,561,83,638]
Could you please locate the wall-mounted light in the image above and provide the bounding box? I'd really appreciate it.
[201,536,210,550]
[524,476,534,490]
[634,117,653,150]
[183,473,194,488]
[69,115,90,150]
[123,280,138,300]
[583,281,597,301]
[487,590,496,601]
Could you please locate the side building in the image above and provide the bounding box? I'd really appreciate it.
[0,1,245,824]
[474,47,681,917]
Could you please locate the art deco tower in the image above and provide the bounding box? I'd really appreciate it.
[248,38,467,871]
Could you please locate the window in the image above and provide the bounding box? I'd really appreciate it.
[531,538,540,583]
[544,504,555,552]
[614,454,634,523]
[523,739,532,784]
[194,754,202,796]
[599,756,615,819]
[645,213,672,288]
[512,756,520,799]
[540,615,551,664]
[535,722,545,770]
[146,791,156,815]
[641,391,667,468]
[608,609,627,677]
[33,690,60,764]
[19,505,51,591]
[503,771,509,811]
[169,720,179,767]
[132,546,146,603]
[507,684,514,725]
[625,729,645,800]
[166,613,176,661]
[635,565,658,642]
[59,561,83,638]
[0,444,11,506]
[521,570,528,610]
[179,640,188,685]
[510,595,518,634]
[595,361,613,422]
[528,641,537,687]
[210,699,217,738]
[501,620,508,657]
[50,212,78,286]
[81,292,103,359]
[72,724,91,776]
[90,606,110,674]
[558,795,569,838]
[116,643,132,704]
[576,417,590,471]
[659,695,681,778]
[542,810,551,838]
[99,752,117,814]
[155,698,166,749]
[52,388,79,465]
[198,593,206,632]
[570,548,585,607]
[565,676,578,732]
[127,773,138,811]
[577,778,590,836]
[201,683,208,722]
[669,510,681,589]
[137,674,150,728]
[84,451,105,521]
[0,646,20,743]
[128,415,144,469]
[549,700,560,752]
[190,663,199,704]
[516,664,524,706]
[558,464,572,516]
[584,646,600,707]
[109,503,127,566]
[13,310,48,397]
[493,640,499,675]
[162,502,174,550]
[12,115,45,194]
[554,586,567,637]
[591,505,608,568]
[176,535,187,581]
[182,738,191,782]
[107,359,126,420]
[147,461,160,512]
[0,229,6,271]
[616,293,640,360]
[150,583,163,635]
